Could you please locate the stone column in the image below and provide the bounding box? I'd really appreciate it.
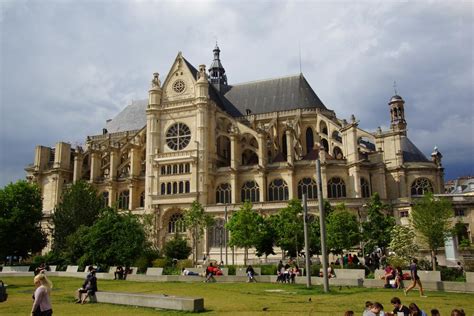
[286,130,294,165]
[230,133,239,170]
[349,165,361,198]
[90,151,100,182]
[130,146,140,178]
[73,152,83,183]
[257,133,267,168]
[230,173,238,204]
[110,149,119,181]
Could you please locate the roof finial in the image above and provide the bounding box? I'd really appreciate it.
[393,81,398,95]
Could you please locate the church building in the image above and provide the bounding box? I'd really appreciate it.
[27,45,461,263]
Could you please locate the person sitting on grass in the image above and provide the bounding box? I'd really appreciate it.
[409,302,428,316]
[366,302,384,316]
[430,309,440,316]
[362,301,373,316]
[451,309,466,316]
[390,297,410,316]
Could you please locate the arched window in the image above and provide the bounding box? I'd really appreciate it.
[101,191,109,208]
[216,183,232,204]
[179,164,184,173]
[179,181,184,193]
[268,178,289,201]
[185,164,190,173]
[168,213,185,233]
[298,178,318,200]
[216,135,231,167]
[332,130,342,143]
[241,181,260,202]
[172,182,177,194]
[167,183,172,194]
[320,121,328,135]
[241,149,258,166]
[139,191,145,207]
[361,178,371,198]
[321,138,329,153]
[166,165,171,174]
[209,218,227,247]
[161,166,166,175]
[306,127,314,154]
[333,146,343,159]
[327,177,346,198]
[118,190,130,209]
[185,181,190,193]
[161,183,166,195]
[411,178,433,196]
[173,165,178,174]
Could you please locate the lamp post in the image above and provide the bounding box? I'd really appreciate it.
[224,204,228,265]
[316,157,329,292]
[303,194,311,288]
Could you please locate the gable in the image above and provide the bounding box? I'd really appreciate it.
[161,53,197,103]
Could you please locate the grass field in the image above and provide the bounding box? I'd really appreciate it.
[0,276,472,315]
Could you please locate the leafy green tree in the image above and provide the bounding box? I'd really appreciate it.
[254,216,276,259]
[362,193,395,255]
[183,201,214,265]
[308,216,321,256]
[226,201,262,265]
[326,204,361,260]
[52,180,103,252]
[388,225,418,267]
[163,234,192,260]
[0,181,46,260]
[271,199,305,258]
[411,192,453,271]
[78,208,148,266]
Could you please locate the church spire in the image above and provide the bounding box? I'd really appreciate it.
[208,43,228,91]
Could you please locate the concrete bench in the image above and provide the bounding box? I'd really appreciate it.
[49,266,57,272]
[94,291,204,312]
[236,267,261,276]
[66,265,79,273]
[466,272,474,283]
[145,268,163,276]
[1,266,30,272]
[334,269,365,279]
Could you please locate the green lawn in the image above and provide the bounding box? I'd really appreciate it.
[0,276,472,315]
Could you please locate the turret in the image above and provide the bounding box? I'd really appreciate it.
[208,44,228,92]
[389,94,407,132]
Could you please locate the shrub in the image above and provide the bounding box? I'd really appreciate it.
[133,256,150,274]
[163,235,192,260]
[163,266,181,275]
[176,259,193,269]
[152,258,169,268]
[439,266,465,281]
[310,264,322,276]
[260,264,276,275]
[227,265,236,275]
[417,258,433,271]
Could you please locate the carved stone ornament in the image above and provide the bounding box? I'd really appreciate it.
[151,73,161,88]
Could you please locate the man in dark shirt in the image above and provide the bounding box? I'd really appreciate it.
[390,297,410,316]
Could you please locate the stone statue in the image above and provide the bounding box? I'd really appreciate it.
[151,73,161,88]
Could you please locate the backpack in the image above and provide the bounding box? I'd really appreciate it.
[0,280,7,302]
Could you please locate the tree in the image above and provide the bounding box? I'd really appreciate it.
[254,216,276,259]
[388,225,419,267]
[52,180,103,252]
[362,193,395,255]
[226,201,262,265]
[183,201,214,265]
[0,181,46,260]
[411,192,453,271]
[163,234,192,260]
[326,204,361,260]
[271,199,305,258]
[73,208,149,266]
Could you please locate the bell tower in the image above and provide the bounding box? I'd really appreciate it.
[208,43,228,92]
[389,94,407,133]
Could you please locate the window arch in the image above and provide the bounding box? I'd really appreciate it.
[327,177,346,198]
[360,178,371,198]
[216,135,231,167]
[268,178,289,201]
[101,191,109,208]
[306,127,314,154]
[321,138,329,153]
[139,191,145,207]
[216,183,232,204]
[241,149,258,166]
[320,121,328,135]
[161,183,166,195]
[168,213,185,233]
[241,181,260,202]
[298,178,318,200]
[411,178,433,196]
[333,146,343,159]
[118,190,130,209]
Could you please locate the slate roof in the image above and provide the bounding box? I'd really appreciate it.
[401,136,429,162]
[105,99,147,133]
[220,74,327,116]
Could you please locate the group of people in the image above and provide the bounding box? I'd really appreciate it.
[204,262,224,282]
[113,265,133,280]
[380,259,426,297]
[276,259,301,283]
[335,253,361,267]
[346,297,466,316]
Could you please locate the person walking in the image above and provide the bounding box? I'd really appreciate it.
[405,258,426,297]
[31,271,53,316]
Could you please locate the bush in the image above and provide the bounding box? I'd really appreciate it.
[227,265,236,275]
[417,258,433,271]
[440,266,465,281]
[310,264,322,276]
[163,266,181,275]
[176,259,193,269]
[260,264,277,275]
[152,258,169,268]
[133,256,150,274]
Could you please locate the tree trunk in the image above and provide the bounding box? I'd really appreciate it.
[431,249,436,271]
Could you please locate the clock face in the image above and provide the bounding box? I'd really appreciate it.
[172,79,186,93]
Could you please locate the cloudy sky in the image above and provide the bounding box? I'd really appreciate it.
[1,0,472,187]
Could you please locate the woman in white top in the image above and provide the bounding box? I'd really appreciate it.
[31,271,53,316]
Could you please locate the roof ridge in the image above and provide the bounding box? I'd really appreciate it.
[230,73,303,87]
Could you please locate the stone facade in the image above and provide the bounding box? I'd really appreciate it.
[25,46,472,262]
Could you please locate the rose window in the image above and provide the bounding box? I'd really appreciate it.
[166,123,191,150]
[172,80,186,93]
